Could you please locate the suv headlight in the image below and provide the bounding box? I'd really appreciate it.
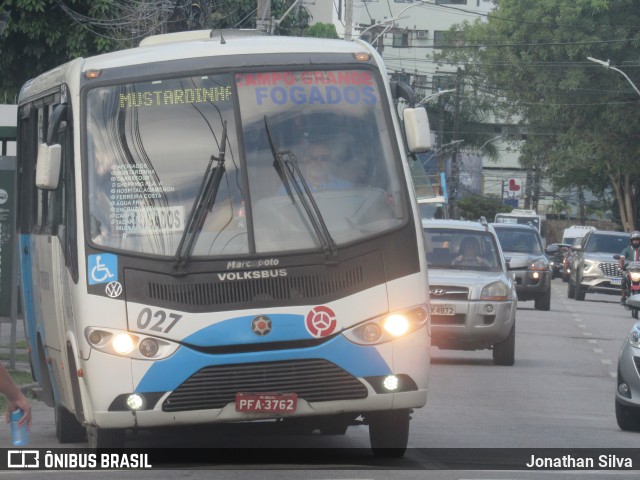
[629,323,640,348]
[85,327,180,360]
[480,281,509,301]
[582,259,597,274]
[342,306,428,345]
[529,257,549,271]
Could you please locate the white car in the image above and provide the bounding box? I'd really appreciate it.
[423,218,518,365]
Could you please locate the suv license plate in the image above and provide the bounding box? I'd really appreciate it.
[235,393,298,413]
[431,304,455,316]
[609,278,621,286]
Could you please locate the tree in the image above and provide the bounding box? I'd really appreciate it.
[305,22,339,39]
[433,0,640,231]
[0,1,315,101]
[0,0,119,101]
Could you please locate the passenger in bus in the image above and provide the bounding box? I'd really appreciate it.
[452,236,491,267]
[0,362,32,431]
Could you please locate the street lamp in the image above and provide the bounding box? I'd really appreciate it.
[358,1,429,44]
[479,135,502,150]
[587,56,640,98]
[437,139,464,150]
[419,89,455,105]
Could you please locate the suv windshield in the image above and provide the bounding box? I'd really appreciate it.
[85,68,405,257]
[585,233,629,254]
[493,227,543,255]
[423,228,501,271]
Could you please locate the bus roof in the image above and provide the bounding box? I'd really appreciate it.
[20,32,381,103]
[84,33,373,71]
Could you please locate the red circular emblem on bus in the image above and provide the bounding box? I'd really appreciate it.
[305,306,337,338]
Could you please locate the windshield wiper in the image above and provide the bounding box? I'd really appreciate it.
[264,116,337,260]
[174,121,227,270]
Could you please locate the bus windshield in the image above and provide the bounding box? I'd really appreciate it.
[86,69,404,257]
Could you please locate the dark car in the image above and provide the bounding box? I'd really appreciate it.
[562,237,583,282]
[492,223,552,311]
[568,229,629,301]
[545,243,571,279]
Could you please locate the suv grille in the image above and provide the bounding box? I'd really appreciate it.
[429,285,469,301]
[599,262,622,277]
[162,359,368,412]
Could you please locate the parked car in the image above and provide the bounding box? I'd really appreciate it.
[567,229,629,301]
[491,223,552,311]
[562,237,583,282]
[545,243,571,279]
[615,313,640,431]
[423,218,517,366]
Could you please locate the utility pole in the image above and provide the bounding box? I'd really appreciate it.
[257,0,271,33]
[344,0,353,40]
[448,68,461,218]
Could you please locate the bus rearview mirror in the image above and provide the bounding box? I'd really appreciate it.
[403,107,431,153]
[35,143,62,190]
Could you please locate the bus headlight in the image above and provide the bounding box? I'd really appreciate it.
[112,333,135,354]
[126,393,146,411]
[383,315,410,337]
[85,327,179,360]
[342,306,428,345]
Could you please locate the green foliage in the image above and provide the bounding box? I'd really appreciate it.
[0,1,313,102]
[434,0,640,229]
[0,0,120,101]
[456,194,511,221]
[305,22,339,39]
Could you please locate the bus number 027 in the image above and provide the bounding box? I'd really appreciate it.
[137,308,182,333]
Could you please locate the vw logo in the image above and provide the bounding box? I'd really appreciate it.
[105,281,123,298]
[430,289,446,296]
[251,315,272,336]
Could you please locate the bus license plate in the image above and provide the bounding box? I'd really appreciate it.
[610,278,621,286]
[235,393,298,413]
[431,304,455,316]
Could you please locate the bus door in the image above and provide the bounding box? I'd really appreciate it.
[33,101,77,405]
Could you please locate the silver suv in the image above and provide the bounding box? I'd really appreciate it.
[423,218,517,366]
[568,229,629,300]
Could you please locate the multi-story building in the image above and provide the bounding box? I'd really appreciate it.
[305,0,559,214]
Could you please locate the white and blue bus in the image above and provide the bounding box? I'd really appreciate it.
[16,30,431,453]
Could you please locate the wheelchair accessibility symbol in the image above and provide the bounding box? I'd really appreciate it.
[88,254,118,285]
